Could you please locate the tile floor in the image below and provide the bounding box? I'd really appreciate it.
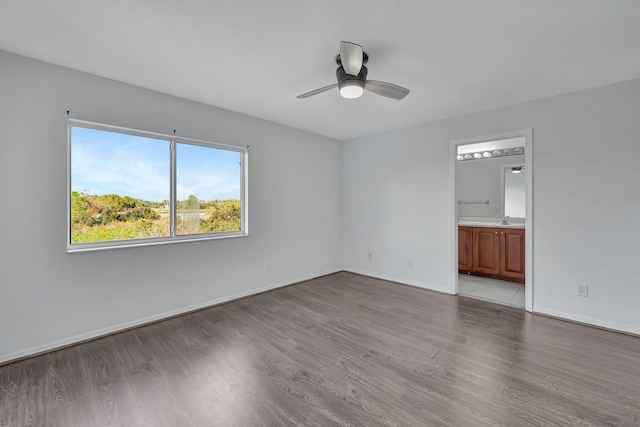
[458,273,525,308]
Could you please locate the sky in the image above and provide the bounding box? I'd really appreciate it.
[71,127,241,202]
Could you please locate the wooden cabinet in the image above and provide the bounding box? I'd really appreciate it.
[458,226,473,272]
[472,227,501,276]
[500,228,525,282]
[459,226,525,283]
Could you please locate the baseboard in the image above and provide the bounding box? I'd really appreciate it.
[534,306,640,337]
[0,268,342,365]
[346,271,640,337]
[343,268,451,294]
[7,270,636,365]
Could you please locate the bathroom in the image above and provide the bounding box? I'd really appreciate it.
[456,136,527,307]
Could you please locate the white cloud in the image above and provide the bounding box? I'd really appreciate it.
[71,130,240,202]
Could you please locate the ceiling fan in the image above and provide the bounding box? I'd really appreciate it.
[297,41,410,100]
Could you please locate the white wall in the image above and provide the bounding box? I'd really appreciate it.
[0,51,343,363]
[343,78,640,335]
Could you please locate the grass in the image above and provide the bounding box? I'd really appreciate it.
[71,216,240,244]
[72,218,170,243]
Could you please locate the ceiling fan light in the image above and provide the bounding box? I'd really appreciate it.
[339,80,364,98]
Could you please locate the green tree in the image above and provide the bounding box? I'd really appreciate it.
[71,191,94,225]
[126,206,160,221]
[183,195,199,211]
[200,199,241,231]
[99,206,118,224]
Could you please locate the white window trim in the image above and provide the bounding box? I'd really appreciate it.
[67,119,248,252]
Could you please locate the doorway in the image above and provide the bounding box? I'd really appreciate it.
[449,129,533,311]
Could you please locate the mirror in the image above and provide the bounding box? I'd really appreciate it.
[457,139,526,219]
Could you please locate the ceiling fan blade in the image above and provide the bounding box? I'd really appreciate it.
[296,83,338,99]
[340,41,363,76]
[365,80,410,100]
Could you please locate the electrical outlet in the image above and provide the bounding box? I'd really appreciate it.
[577,284,588,297]
[266,262,272,271]
[368,252,372,260]
[408,258,414,268]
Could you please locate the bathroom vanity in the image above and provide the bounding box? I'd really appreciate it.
[458,223,525,283]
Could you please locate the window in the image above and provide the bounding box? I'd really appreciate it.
[68,120,247,252]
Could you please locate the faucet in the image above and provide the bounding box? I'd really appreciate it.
[502,216,510,225]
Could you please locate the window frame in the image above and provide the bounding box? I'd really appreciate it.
[67,119,248,252]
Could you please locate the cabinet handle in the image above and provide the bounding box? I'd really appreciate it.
[501,232,504,235]
[495,232,497,234]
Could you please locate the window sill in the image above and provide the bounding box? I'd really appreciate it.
[67,231,249,253]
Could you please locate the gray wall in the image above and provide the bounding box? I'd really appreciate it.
[0,51,344,363]
[343,78,640,335]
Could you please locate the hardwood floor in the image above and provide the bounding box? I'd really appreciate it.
[2,272,640,426]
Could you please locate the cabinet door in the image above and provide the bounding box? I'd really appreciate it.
[500,229,525,282]
[472,227,500,275]
[458,226,473,272]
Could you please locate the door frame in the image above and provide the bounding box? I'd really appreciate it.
[449,128,533,312]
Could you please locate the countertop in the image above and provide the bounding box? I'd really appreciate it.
[458,220,525,229]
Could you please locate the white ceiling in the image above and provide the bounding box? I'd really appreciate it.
[2,1,640,141]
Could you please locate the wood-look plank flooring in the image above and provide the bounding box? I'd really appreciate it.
[2,272,640,426]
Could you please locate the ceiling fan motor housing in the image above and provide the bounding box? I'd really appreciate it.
[336,65,368,92]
